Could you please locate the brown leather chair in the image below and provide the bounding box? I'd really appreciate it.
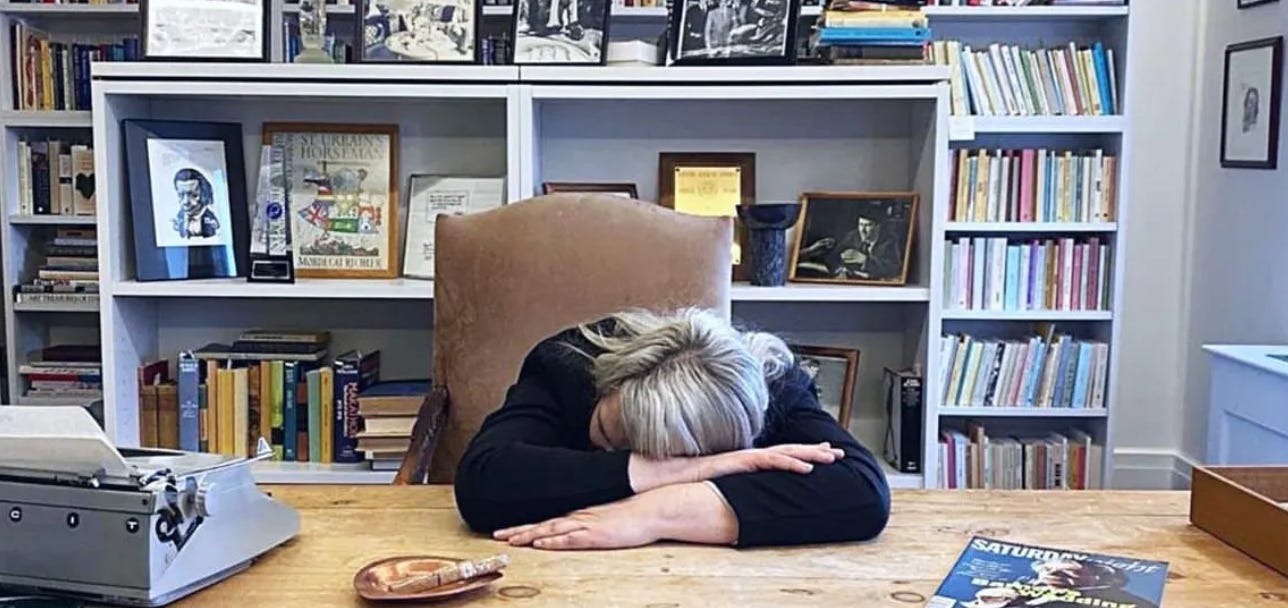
[395,193,733,484]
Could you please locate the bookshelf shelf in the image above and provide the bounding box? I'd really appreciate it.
[252,461,395,484]
[0,2,138,16]
[939,407,1110,418]
[8,214,95,225]
[949,115,1127,141]
[922,5,1128,21]
[941,310,1113,321]
[945,222,1118,234]
[16,395,98,406]
[0,110,92,128]
[13,300,97,313]
[731,284,931,303]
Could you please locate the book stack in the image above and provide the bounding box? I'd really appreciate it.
[20,344,102,405]
[14,228,99,309]
[939,330,1109,409]
[943,236,1111,312]
[810,0,931,65]
[12,25,140,111]
[356,381,429,471]
[950,148,1117,223]
[938,424,1103,490]
[929,39,1118,116]
[16,139,96,217]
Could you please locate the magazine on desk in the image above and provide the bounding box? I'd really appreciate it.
[929,537,1168,608]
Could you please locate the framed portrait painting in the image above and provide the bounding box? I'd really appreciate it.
[541,182,638,198]
[657,152,755,280]
[1221,36,1284,169]
[511,0,611,64]
[791,345,859,428]
[123,120,250,281]
[358,0,481,63]
[141,0,270,61]
[790,192,918,286]
[669,0,800,65]
[262,123,401,278]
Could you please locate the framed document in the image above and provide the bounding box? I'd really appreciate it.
[141,0,270,61]
[403,175,505,279]
[262,123,400,279]
[658,152,754,278]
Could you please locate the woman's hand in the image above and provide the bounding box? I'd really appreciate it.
[697,442,846,479]
[494,494,663,550]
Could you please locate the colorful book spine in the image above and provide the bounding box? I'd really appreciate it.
[284,361,299,461]
[334,351,381,463]
[307,368,322,463]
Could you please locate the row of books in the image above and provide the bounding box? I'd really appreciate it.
[19,344,101,405]
[808,4,930,66]
[944,236,1111,312]
[938,331,1109,409]
[930,40,1118,117]
[14,228,99,308]
[950,148,1117,224]
[16,139,96,217]
[939,425,1103,490]
[12,25,140,111]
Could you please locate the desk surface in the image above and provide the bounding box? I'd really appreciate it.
[176,486,1288,607]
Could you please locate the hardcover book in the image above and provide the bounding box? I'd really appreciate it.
[334,350,381,463]
[930,537,1167,608]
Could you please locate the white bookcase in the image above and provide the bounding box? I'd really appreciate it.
[0,2,1131,488]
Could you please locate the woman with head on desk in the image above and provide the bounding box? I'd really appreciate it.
[453,308,891,550]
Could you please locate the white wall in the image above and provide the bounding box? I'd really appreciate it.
[1178,1,1288,462]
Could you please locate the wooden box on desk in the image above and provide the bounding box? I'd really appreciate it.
[1190,466,1288,578]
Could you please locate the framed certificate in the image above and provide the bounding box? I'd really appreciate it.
[658,152,755,279]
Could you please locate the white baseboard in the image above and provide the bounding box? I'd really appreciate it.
[1112,448,1198,490]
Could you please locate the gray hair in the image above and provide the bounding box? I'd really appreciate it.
[577,308,794,458]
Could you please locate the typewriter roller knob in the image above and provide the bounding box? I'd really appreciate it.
[195,482,220,518]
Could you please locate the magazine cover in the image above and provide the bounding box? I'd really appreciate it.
[929,537,1168,608]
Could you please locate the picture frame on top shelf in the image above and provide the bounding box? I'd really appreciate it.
[1221,36,1283,170]
[668,0,800,65]
[790,192,917,286]
[358,0,482,63]
[141,0,270,61]
[122,119,251,281]
[262,122,401,278]
[403,174,505,279]
[510,0,611,64]
[791,344,858,429]
[541,182,638,198]
[657,152,754,280]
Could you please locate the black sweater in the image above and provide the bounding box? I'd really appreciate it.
[453,324,892,548]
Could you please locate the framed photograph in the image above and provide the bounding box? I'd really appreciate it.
[541,182,638,198]
[790,192,918,286]
[669,0,800,65]
[1238,0,1278,8]
[510,0,611,64]
[791,345,859,428]
[358,0,481,63]
[122,120,250,281]
[658,152,754,279]
[403,175,505,279]
[262,123,401,279]
[141,0,269,61]
[1221,36,1284,169]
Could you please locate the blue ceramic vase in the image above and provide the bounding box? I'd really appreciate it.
[736,203,803,287]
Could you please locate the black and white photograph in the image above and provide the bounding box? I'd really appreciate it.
[792,345,858,427]
[790,192,917,286]
[147,139,234,248]
[510,0,610,64]
[142,0,269,61]
[359,0,480,63]
[670,0,799,65]
[1221,36,1283,169]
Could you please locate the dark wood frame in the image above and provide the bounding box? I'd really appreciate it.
[1221,36,1284,169]
[541,182,639,197]
[509,0,612,65]
[789,191,919,287]
[141,0,271,62]
[262,122,402,279]
[667,0,800,66]
[791,345,859,429]
[1238,0,1278,8]
[355,0,483,64]
[657,152,754,281]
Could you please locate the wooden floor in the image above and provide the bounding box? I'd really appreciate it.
[169,486,1288,607]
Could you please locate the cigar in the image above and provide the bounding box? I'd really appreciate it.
[386,554,510,593]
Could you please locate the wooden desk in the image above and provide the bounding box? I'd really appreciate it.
[176,486,1288,607]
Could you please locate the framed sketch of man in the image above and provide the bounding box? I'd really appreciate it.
[669,0,799,65]
[1221,36,1283,169]
[790,192,918,286]
[511,0,611,64]
[359,0,481,63]
[147,140,232,248]
[791,345,859,428]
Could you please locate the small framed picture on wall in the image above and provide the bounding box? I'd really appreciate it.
[1221,36,1283,169]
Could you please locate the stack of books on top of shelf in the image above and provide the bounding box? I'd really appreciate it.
[944,236,1111,312]
[356,380,429,471]
[17,139,96,217]
[929,39,1118,116]
[21,344,102,405]
[14,228,99,309]
[950,148,1117,223]
[12,25,140,111]
[938,424,1102,490]
[809,0,931,65]
[938,329,1109,410]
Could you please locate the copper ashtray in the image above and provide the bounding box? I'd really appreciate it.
[353,555,507,602]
